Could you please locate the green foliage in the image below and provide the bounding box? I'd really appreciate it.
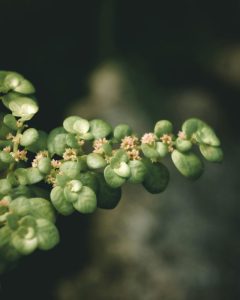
[0,71,223,273]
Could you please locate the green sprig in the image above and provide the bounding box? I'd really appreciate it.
[0,71,223,273]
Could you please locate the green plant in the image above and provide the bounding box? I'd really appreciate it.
[0,71,223,273]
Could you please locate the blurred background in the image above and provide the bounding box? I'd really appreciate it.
[0,0,240,299]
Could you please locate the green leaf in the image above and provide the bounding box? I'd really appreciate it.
[14,79,35,95]
[195,126,220,146]
[142,161,169,194]
[128,160,147,183]
[26,167,44,184]
[67,179,83,192]
[3,114,17,130]
[3,72,35,94]
[0,226,12,248]
[199,144,223,162]
[90,119,112,139]
[113,124,132,141]
[96,174,122,209]
[12,231,38,255]
[37,157,51,174]
[60,161,81,178]
[14,168,29,185]
[104,165,126,188]
[171,150,204,179]
[66,133,80,148]
[26,130,48,152]
[9,197,55,223]
[47,127,67,156]
[0,179,12,195]
[72,118,90,134]
[50,186,74,215]
[64,186,79,203]
[9,185,33,199]
[154,120,173,137]
[0,151,14,164]
[79,132,94,141]
[156,142,168,157]
[77,171,98,192]
[63,116,87,134]
[6,214,19,230]
[113,161,131,178]
[72,186,97,214]
[175,138,192,152]
[36,219,60,250]
[28,198,56,223]
[20,128,39,147]
[55,173,70,187]
[86,153,107,169]
[2,92,38,120]
[182,118,206,138]
[64,179,83,202]
[110,149,129,169]
[141,143,159,159]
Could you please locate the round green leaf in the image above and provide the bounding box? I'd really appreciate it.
[63,186,79,203]
[195,126,220,146]
[182,118,206,138]
[104,165,126,188]
[66,133,80,148]
[13,79,35,94]
[67,179,83,192]
[113,124,132,141]
[3,114,17,130]
[26,167,44,184]
[36,219,60,250]
[96,174,122,209]
[37,157,51,174]
[3,72,23,91]
[199,144,223,162]
[47,127,67,156]
[28,198,56,223]
[26,130,48,152]
[63,116,82,133]
[87,153,107,169]
[3,72,35,94]
[60,161,81,178]
[175,138,192,152]
[171,150,204,179]
[128,160,147,183]
[141,143,159,159]
[6,214,19,231]
[77,172,98,192]
[154,120,173,137]
[10,197,55,223]
[12,232,38,255]
[113,161,131,178]
[0,179,12,195]
[14,168,29,185]
[142,161,169,194]
[50,186,74,215]
[0,226,12,248]
[156,142,168,157]
[20,128,39,147]
[110,149,129,169]
[72,118,90,134]
[72,186,97,214]
[2,92,38,120]
[90,119,112,139]
[0,151,14,164]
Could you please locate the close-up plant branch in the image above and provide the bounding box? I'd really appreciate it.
[0,71,223,274]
